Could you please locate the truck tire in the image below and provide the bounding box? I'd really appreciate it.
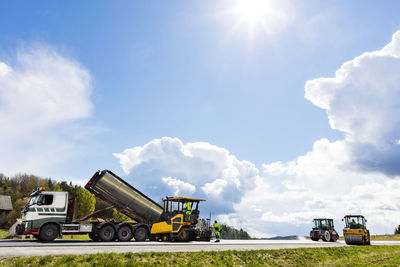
[323,231,331,242]
[89,232,100,242]
[98,225,116,242]
[177,228,190,242]
[162,234,170,242]
[39,224,59,242]
[365,232,371,245]
[134,227,147,242]
[117,226,133,242]
[330,230,338,242]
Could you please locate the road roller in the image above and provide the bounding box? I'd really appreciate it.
[310,218,339,242]
[342,215,370,245]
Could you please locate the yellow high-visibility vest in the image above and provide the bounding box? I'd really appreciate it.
[185,202,191,214]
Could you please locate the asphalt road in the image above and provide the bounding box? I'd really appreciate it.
[1,239,400,257]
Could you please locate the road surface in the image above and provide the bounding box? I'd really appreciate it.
[1,239,400,257]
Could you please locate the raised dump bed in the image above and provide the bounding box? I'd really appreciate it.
[85,170,163,223]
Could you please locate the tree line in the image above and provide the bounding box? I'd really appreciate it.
[220,224,251,239]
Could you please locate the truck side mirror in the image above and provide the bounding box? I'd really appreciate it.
[365,219,367,222]
[341,218,344,221]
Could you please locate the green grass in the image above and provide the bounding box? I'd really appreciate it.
[2,246,400,266]
[0,229,8,239]
[370,234,400,241]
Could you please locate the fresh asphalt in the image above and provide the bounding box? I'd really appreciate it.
[1,239,400,257]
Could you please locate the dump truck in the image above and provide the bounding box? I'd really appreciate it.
[310,218,339,242]
[342,215,370,245]
[16,170,211,242]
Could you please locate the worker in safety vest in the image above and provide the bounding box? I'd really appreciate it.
[214,220,221,242]
[184,201,191,215]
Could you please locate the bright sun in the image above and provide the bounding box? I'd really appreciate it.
[235,0,273,25]
[227,0,290,39]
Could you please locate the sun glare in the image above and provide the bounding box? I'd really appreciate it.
[236,0,273,24]
[226,0,290,40]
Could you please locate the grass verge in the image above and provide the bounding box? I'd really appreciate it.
[0,229,8,239]
[1,246,400,266]
[370,234,400,241]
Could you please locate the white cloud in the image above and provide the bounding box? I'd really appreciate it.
[305,31,400,175]
[201,179,228,198]
[0,44,93,176]
[161,177,196,196]
[114,137,259,213]
[229,174,400,237]
[114,30,400,237]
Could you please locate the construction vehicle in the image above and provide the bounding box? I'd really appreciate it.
[309,218,339,242]
[16,170,211,242]
[342,215,370,245]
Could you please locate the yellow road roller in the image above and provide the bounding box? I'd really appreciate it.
[342,215,370,245]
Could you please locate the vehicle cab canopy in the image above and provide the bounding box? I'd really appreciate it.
[343,215,367,229]
[161,197,205,222]
[312,218,334,229]
[162,197,205,211]
[24,187,68,212]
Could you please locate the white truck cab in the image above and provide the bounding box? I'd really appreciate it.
[17,187,92,241]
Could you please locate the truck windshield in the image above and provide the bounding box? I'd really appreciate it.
[345,216,365,229]
[313,219,334,228]
[27,195,39,207]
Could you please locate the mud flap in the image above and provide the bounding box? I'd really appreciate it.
[6,219,22,239]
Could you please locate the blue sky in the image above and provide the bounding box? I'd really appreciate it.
[2,1,400,236]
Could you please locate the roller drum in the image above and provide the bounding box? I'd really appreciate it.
[344,235,364,245]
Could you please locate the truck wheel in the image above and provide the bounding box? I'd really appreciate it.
[177,228,190,242]
[39,224,59,242]
[324,231,331,242]
[330,230,338,242]
[365,233,371,245]
[89,232,100,242]
[162,234,170,242]
[117,226,133,242]
[134,227,147,242]
[98,225,116,242]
